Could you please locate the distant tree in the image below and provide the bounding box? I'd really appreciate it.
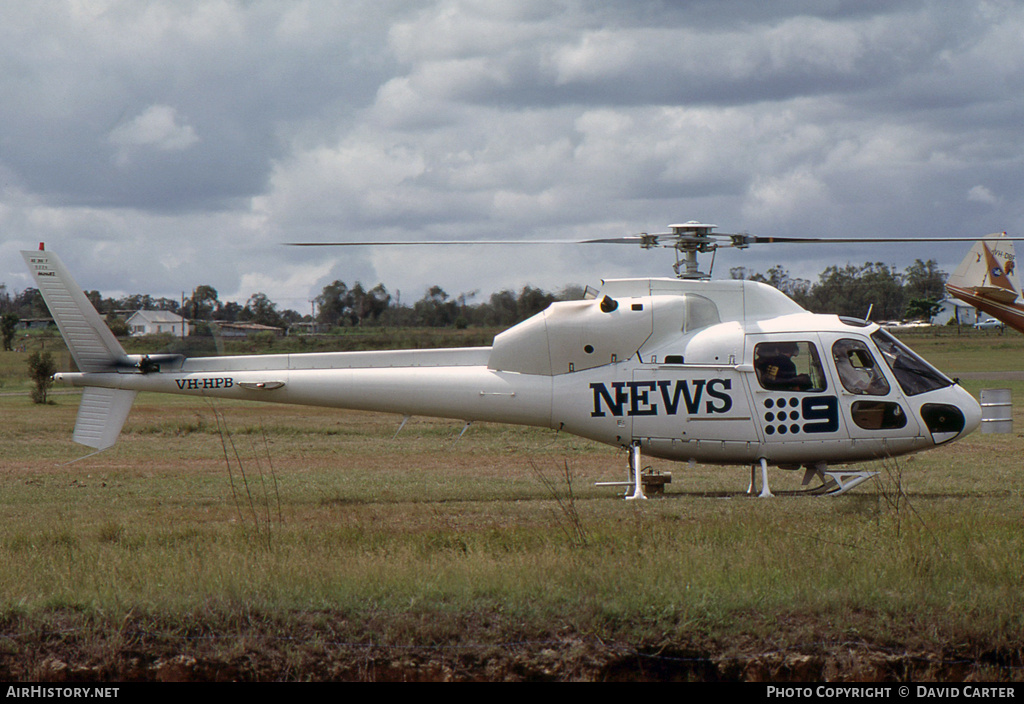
[105,314,129,337]
[377,299,417,327]
[84,290,105,313]
[316,280,391,327]
[27,350,56,404]
[905,298,942,321]
[1,312,18,351]
[349,282,391,325]
[316,280,353,327]
[114,293,156,312]
[517,286,557,320]
[188,285,220,320]
[152,297,181,314]
[557,284,587,301]
[730,265,811,306]
[414,286,459,327]
[481,289,518,326]
[471,286,557,327]
[902,259,947,320]
[732,261,940,322]
[801,262,905,320]
[220,301,244,322]
[13,288,47,319]
[904,259,947,301]
[241,292,286,328]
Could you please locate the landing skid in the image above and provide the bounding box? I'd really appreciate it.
[748,461,878,497]
[597,449,875,500]
[800,467,878,496]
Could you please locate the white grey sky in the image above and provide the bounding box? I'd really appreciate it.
[2,0,1023,311]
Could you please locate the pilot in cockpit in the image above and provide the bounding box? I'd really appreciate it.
[756,342,812,391]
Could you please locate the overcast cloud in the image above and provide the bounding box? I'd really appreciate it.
[2,0,1023,312]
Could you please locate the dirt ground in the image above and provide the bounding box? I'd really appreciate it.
[2,616,1021,682]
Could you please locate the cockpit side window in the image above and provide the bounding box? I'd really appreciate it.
[754,341,827,392]
[832,339,890,396]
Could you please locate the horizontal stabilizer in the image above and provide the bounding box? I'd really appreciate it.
[966,285,1019,304]
[72,387,137,450]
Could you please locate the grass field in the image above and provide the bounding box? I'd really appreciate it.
[1,327,1023,681]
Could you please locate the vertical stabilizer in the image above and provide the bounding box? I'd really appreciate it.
[73,387,138,450]
[22,248,136,450]
[21,248,128,371]
[947,233,1019,304]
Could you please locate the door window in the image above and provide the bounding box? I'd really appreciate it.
[832,339,890,396]
[754,341,827,392]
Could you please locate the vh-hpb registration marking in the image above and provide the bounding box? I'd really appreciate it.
[175,377,236,390]
[173,378,286,391]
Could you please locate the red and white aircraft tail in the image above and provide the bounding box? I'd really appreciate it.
[945,233,1024,333]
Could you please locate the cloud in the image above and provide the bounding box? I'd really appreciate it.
[967,185,998,205]
[3,1,1024,306]
[109,105,199,164]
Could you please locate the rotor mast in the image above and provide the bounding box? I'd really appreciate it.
[666,222,726,280]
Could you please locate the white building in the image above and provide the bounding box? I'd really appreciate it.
[931,297,981,327]
[125,310,191,337]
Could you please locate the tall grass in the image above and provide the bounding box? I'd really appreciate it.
[1,442,1022,644]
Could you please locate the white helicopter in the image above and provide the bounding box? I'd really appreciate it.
[23,222,983,500]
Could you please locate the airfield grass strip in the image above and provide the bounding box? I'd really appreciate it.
[1,329,1023,678]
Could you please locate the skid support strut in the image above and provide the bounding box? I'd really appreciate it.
[803,464,878,495]
[626,442,647,501]
[747,458,773,498]
[594,441,670,498]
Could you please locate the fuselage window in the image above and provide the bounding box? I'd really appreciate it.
[832,339,890,396]
[681,294,721,333]
[851,401,908,430]
[754,341,827,392]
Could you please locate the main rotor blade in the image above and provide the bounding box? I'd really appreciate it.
[736,234,1024,244]
[285,237,649,246]
[286,231,1024,249]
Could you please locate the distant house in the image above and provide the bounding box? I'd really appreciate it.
[126,310,191,337]
[931,297,980,327]
[16,318,54,331]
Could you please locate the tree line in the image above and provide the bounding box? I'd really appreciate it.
[0,276,582,341]
[1,258,947,346]
[729,258,947,322]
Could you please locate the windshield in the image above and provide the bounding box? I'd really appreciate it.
[870,330,954,396]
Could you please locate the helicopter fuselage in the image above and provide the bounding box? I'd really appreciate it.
[53,276,981,470]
